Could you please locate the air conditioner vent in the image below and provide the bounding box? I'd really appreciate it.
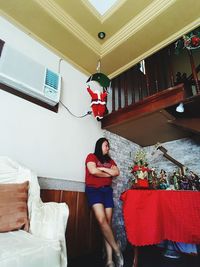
[45,69,59,90]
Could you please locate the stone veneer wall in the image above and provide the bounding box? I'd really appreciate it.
[145,138,200,176]
[103,130,200,250]
[103,130,140,250]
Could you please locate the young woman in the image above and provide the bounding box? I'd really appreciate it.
[85,137,124,267]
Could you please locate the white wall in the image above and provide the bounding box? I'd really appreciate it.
[0,16,103,181]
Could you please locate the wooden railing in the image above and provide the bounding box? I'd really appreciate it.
[108,45,200,115]
[103,84,185,128]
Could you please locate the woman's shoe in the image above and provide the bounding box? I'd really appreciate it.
[106,261,115,267]
[114,250,124,267]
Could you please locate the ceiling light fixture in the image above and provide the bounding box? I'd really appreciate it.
[98,32,106,40]
[176,102,184,113]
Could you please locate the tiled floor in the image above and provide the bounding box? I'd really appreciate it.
[68,243,200,267]
[124,244,200,267]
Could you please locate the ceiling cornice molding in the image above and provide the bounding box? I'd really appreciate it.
[109,18,200,78]
[35,0,101,54]
[101,0,176,56]
[35,0,176,58]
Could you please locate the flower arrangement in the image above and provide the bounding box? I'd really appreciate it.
[129,149,151,188]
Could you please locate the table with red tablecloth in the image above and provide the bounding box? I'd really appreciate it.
[120,189,200,246]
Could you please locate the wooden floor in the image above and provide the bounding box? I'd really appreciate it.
[68,243,200,267]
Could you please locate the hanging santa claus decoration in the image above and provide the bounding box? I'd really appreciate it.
[86,70,111,121]
[87,85,108,121]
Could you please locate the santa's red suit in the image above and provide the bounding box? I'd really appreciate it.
[87,87,108,120]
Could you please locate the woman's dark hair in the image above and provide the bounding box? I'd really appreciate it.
[94,137,111,163]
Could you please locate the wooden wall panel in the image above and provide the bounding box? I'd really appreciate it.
[40,189,102,259]
[40,189,61,202]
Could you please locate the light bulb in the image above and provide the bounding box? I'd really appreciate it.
[176,102,184,113]
[98,32,106,39]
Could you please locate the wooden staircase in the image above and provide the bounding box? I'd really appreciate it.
[102,45,200,146]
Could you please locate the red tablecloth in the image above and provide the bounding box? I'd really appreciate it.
[120,190,200,246]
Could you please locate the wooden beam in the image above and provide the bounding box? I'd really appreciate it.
[169,118,200,135]
[157,145,185,175]
[102,84,185,128]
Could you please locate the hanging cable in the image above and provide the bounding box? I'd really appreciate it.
[59,101,92,118]
[58,59,92,118]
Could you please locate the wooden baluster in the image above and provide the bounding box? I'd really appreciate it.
[118,76,122,109]
[144,60,150,96]
[154,56,159,93]
[187,49,200,94]
[168,46,175,87]
[124,72,128,107]
[134,70,138,104]
[132,71,135,104]
[139,73,143,100]
[127,71,131,105]
[131,68,136,104]
[146,57,154,96]
[134,72,137,102]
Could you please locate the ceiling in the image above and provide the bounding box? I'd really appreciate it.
[1,0,200,78]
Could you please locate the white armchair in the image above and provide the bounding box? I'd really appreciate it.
[0,156,69,267]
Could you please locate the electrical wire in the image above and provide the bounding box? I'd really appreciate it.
[58,59,92,118]
[59,101,92,118]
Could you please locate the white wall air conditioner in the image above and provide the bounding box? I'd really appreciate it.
[0,43,61,106]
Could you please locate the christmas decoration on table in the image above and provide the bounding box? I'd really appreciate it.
[129,149,151,188]
[129,144,200,191]
[152,142,200,190]
[149,168,169,189]
[86,60,111,121]
[147,168,169,190]
[175,26,200,54]
[169,169,200,191]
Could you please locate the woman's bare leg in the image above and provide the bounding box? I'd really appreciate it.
[92,203,123,267]
[92,203,119,251]
[104,207,114,264]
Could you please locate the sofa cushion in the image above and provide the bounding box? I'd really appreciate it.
[0,181,29,232]
[0,230,61,267]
